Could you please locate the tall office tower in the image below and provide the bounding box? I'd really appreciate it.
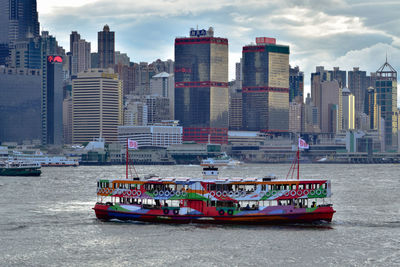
[46,56,64,145]
[69,31,91,75]
[289,66,304,103]
[0,0,40,65]
[71,69,123,143]
[375,60,398,151]
[63,97,73,144]
[304,93,320,132]
[150,72,175,119]
[329,67,346,88]
[0,67,42,143]
[242,37,289,131]
[366,86,377,129]
[320,80,342,133]
[98,25,115,68]
[91,52,99,68]
[69,31,80,53]
[348,67,367,118]
[174,27,229,128]
[341,87,355,130]
[124,96,148,126]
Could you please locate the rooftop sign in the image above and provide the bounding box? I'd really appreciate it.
[190,29,207,37]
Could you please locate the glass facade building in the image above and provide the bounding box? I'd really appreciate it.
[98,25,115,69]
[242,39,290,131]
[0,68,42,143]
[174,28,229,128]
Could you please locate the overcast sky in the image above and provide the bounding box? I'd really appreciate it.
[37,0,400,95]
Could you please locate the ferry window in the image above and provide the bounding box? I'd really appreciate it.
[322,183,327,189]
[177,184,183,191]
[298,184,304,190]
[261,184,266,191]
[291,184,296,190]
[97,182,99,188]
[305,184,310,189]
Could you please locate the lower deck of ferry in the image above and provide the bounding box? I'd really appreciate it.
[93,196,335,224]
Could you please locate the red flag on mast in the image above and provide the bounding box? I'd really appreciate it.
[298,138,309,149]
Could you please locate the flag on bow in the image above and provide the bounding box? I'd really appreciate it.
[128,139,138,149]
[298,138,309,149]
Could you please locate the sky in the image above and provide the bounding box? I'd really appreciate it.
[37,0,400,95]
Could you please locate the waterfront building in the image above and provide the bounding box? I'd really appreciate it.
[98,25,115,69]
[289,66,304,103]
[118,125,182,148]
[182,127,228,144]
[71,69,123,144]
[342,87,355,130]
[0,67,42,143]
[174,27,229,128]
[375,60,398,151]
[242,37,290,131]
[63,97,72,144]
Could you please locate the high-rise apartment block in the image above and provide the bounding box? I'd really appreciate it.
[72,69,123,143]
[348,67,367,116]
[69,31,91,75]
[174,27,229,128]
[242,37,289,131]
[98,25,115,69]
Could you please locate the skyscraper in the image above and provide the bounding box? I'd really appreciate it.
[242,37,289,131]
[72,69,123,143]
[375,60,398,151]
[289,66,304,103]
[69,31,91,75]
[0,0,40,65]
[342,87,355,130]
[98,25,115,69]
[174,27,229,128]
[348,67,368,120]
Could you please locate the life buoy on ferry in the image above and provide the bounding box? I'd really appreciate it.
[176,191,181,197]
[284,191,290,197]
[229,191,234,197]
[222,191,228,197]
[266,191,271,197]
[126,190,131,196]
[170,191,175,196]
[290,190,297,197]
[322,189,327,195]
[271,190,277,196]
[164,191,170,197]
[227,210,234,216]
[159,191,164,197]
[163,209,169,215]
[216,191,222,197]
[131,190,137,196]
[310,190,315,195]
[304,190,309,195]
[316,189,322,196]
[297,190,302,197]
[136,191,142,197]
[218,210,225,216]
[241,191,246,197]
[234,191,240,197]
[210,191,216,197]
[153,190,159,196]
[173,209,179,215]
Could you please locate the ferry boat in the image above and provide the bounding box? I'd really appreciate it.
[93,138,335,224]
[0,160,41,176]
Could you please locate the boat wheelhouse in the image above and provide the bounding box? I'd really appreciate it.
[93,167,335,224]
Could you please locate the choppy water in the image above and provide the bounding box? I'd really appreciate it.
[0,164,399,266]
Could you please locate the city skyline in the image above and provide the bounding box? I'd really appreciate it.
[37,0,400,95]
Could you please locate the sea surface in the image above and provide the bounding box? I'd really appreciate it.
[0,164,399,266]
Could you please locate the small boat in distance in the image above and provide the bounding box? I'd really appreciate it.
[200,153,242,167]
[0,160,41,176]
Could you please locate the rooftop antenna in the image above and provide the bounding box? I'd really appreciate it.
[386,52,388,63]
